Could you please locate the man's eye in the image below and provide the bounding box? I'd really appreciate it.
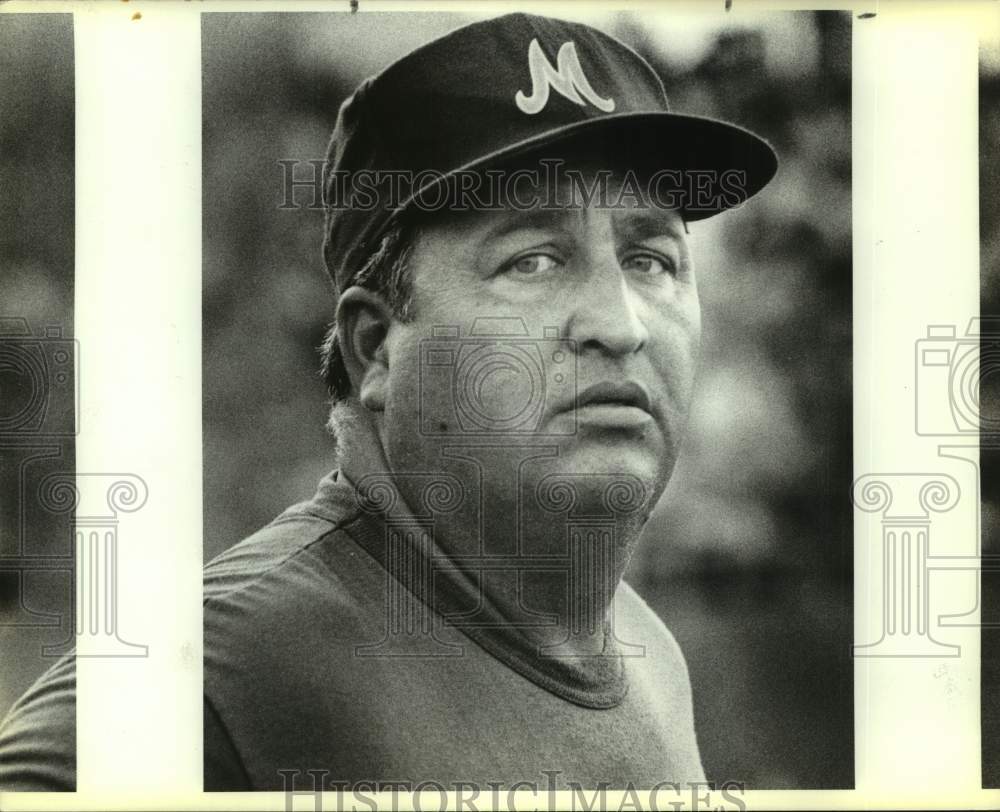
[621,253,674,275]
[504,253,561,275]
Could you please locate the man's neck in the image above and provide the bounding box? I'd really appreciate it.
[337,406,651,658]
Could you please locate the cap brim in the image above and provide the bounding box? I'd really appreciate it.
[405,111,778,221]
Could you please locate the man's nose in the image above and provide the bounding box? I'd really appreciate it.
[566,257,649,357]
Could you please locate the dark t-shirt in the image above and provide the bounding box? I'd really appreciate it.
[203,470,704,790]
[0,469,704,791]
[0,656,75,791]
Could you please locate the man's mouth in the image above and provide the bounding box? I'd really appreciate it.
[560,381,655,426]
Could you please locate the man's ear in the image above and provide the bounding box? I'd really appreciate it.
[335,286,394,412]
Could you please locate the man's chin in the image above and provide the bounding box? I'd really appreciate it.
[544,436,672,493]
[513,446,666,530]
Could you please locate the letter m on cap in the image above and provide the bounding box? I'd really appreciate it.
[515,39,616,115]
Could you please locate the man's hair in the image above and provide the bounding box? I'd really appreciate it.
[319,217,419,403]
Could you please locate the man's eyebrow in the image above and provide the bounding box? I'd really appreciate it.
[472,207,686,242]
[614,209,686,241]
[480,208,574,241]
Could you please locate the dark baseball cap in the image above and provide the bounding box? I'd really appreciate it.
[322,11,778,291]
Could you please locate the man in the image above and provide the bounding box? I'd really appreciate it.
[0,11,776,793]
[202,12,774,791]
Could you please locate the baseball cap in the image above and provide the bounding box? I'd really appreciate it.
[322,12,778,292]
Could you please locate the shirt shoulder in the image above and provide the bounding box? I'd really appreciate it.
[615,580,697,698]
[616,581,704,778]
[0,655,76,791]
[201,477,387,789]
[202,477,386,665]
[203,472,359,606]
[618,581,684,643]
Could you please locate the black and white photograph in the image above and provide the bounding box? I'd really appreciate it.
[980,28,1000,789]
[0,11,77,792]
[0,2,996,810]
[201,8,852,793]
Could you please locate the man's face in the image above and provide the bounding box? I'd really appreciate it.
[380,167,701,504]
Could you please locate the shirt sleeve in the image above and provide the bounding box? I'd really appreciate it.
[0,655,76,791]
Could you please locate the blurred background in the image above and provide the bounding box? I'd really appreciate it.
[203,9,853,789]
[4,5,997,794]
[979,35,999,788]
[0,12,76,739]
